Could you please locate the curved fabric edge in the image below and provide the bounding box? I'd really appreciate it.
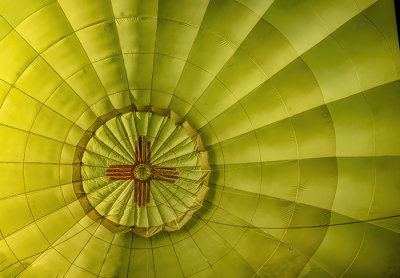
[72,104,211,237]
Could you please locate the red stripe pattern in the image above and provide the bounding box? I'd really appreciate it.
[105,136,179,206]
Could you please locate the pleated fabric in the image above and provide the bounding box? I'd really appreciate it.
[0,0,399,277]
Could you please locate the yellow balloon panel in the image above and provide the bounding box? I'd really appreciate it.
[0,0,399,277]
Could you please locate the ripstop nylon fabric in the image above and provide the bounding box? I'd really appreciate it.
[0,0,399,277]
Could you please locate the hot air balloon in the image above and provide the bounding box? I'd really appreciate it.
[0,0,399,277]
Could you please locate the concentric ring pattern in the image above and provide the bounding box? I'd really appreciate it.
[0,0,399,277]
[74,106,210,236]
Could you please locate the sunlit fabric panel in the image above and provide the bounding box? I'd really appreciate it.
[0,0,399,277]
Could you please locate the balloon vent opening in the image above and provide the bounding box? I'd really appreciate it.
[73,105,210,237]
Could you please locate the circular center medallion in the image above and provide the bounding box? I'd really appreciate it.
[134,164,151,180]
[73,106,210,237]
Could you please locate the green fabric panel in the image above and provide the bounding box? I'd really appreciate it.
[0,0,399,277]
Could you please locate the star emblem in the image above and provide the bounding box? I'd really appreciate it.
[105,136,179,206]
